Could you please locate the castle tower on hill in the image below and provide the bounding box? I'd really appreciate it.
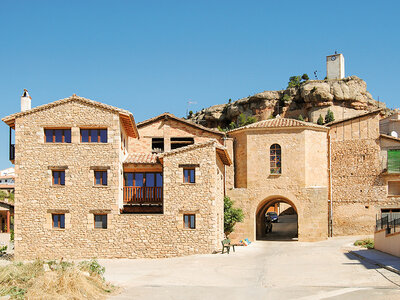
[326,53,345,79]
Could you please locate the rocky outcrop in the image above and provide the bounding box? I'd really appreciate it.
[190,76,387,128]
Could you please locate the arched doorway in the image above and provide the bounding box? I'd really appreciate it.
[256,197,298,241]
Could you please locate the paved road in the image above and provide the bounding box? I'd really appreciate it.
[101,236,400,300]
[261,214,298,241]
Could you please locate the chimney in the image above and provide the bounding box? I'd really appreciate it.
[21,89,31,112]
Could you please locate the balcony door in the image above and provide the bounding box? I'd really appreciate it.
[124,172,163,203]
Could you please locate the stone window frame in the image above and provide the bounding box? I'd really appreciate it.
[178,209,201,230]
[270,144,282,175]
[90,166,111,188]
[48,166,68,187]
[179,164,200,184]
[94,214,108,229]
[88,209,112,230]
[46,209,71,230]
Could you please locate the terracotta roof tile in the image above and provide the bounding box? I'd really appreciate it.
[228,118,328,133]
[124,153,159,164]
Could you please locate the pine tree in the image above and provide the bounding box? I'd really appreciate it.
[325,109,335,123]
[317,114,324,125]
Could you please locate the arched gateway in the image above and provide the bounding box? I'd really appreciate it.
[256,197,298,240]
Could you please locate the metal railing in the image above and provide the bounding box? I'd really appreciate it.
[376,215,400,234]
[123,186,163,204]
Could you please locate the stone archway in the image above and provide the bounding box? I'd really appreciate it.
[255,197,298,241]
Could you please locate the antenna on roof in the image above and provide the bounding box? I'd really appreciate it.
[314,70,318,80]
[378,96,380,108]
[186,101,197,118]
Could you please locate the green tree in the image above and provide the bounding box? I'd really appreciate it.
[0,191,6,200]
[228,121,237,130]
[317,114,324,125]
[187,110,193,118]
[228,98,232,104]
[298,115,304,121]
[325,109,335,123]
[288,76,301,88]
[301,73,309,81]
[224,196,244,237]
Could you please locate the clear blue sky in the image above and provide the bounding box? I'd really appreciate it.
[1,0,399,169]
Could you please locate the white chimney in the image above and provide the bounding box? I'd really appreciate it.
[21,89,31,112]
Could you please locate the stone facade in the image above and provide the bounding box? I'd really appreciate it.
[3,97,229,260]
[227,123,329,242]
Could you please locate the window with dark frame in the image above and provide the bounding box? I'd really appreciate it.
[80,129,107,143]
[183,168,195,183]
[171,137,194,150]
[52,170,65,185]
[52,214,65,229]
[94,214,107,229]
[152,138,164,153]
[270,144,282,174]
[183,214,195,229]
[45,129,71,143]
[94,171,108,186]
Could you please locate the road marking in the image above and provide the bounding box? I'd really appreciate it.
[296,287,372,300]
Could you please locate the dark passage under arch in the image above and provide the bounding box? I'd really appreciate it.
[256,198,298,241]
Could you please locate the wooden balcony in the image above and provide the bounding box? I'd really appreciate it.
[123,186,163,204]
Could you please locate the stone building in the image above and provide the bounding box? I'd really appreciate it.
[2,90,400,260]
[2,94,230,260]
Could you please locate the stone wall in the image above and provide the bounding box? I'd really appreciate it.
[329,112,400,235]
[227,127,329,242]
[13,101,225,260]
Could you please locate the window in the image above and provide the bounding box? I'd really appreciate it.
[388,181,400,196]
[124,172,163,187]
[45,129,71,143]
[388,150,400,173]
[152,138,164,153]
[52,170,65,185]
[171,137,194,150]
[94,214,107,229]
[270,144,282,174]
[52,214,65,229]
[183,168,195,183]
[183,214,196,229]
[94,171,108,186]
[80,129,107,143]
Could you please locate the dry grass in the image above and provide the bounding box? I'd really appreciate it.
[354,238,374,249]
[0,260,116,299]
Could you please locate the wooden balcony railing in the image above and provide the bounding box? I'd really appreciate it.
[124,186,163,204]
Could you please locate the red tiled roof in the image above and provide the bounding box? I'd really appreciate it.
[124,153,159,164]
[228,118,328,133]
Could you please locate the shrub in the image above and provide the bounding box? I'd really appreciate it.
[288,76,301,88]
[187,110,193,118]
[228,98,232,104]
[224,196,244,237]
[78,259,106,277]
[298,115,304,121]
[301,73,309,81]
[0,245,7,255]
[317,114,324,125]
[354,238,374,249]
[325,109,335,123]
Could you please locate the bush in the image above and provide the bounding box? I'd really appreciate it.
[325,109,335,123]
[0,245,7,255]
[78,259,106,277]
[317,114,324,125]
[288,76,301,88]
[301,73,309,81]
[224,196,244,237]
[354,238,374,249]
[298,115,304,121]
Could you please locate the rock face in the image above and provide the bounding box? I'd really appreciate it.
[190,76,386,128]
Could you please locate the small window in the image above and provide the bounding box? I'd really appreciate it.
[52,170,65,186]
[94,214,107,229]
[52,214,65,229]
[171,137,194,150]
[388,181,400,196]
[152,138,164,153]
[80,129,107,143]
[183,168,195,183]
[183,214,195,229]
[94,171,108,186]
[45,129,71,143]
[270,144,282,174]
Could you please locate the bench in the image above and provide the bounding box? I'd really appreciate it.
[221,239,235,254]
